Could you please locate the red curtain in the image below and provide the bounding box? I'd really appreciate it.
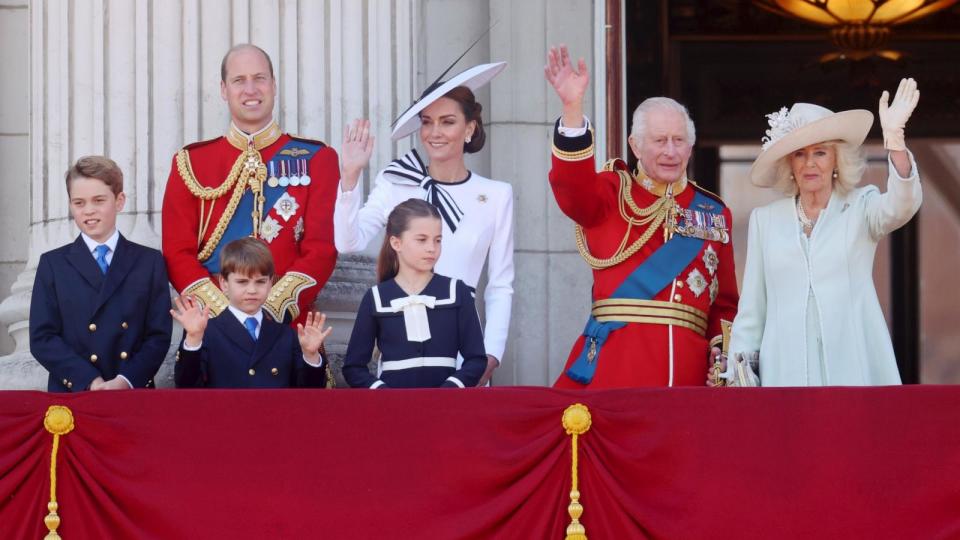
[2,387,959,539]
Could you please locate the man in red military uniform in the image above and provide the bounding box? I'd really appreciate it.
[545,45,739,388]
[162,44,338,324]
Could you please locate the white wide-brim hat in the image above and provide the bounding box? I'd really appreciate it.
[749,103,874,187]
[391,61,507,141]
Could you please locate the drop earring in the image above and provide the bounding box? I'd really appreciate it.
[832,169,839,179]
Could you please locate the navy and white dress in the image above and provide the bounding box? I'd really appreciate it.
[342,274,487,388]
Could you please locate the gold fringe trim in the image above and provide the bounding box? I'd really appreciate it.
[562,403,591,540]
[43,405,75,540]
[553,144,595,162]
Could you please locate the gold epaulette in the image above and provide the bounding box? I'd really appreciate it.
[601,158,629,173]
[182,278,228,316]
[263,272,318,322]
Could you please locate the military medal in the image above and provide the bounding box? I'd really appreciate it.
[278,160,289,187]
[289,159,302,186]
[299,159,312,186]
[267,161,279,188]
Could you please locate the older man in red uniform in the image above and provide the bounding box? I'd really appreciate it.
[162,44,338,324]
[545,46,739,388]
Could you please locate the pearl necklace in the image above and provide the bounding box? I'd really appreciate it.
[796,196,816,229]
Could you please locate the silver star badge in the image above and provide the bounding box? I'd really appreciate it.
[260,216,282,243]
[702,245,719,276]
[273,192,300,222]
[686,268,708,298]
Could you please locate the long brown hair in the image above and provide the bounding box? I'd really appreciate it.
[377,199,442,283]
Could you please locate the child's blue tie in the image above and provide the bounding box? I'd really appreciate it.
[244,317,258,341]
[94,245,110,274]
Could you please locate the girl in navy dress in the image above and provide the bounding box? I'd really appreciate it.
[343,199,487,388]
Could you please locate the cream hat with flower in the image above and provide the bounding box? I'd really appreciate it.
[749,103,873,187]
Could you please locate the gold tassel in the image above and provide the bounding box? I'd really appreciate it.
[562,403,592,540]
[43,405,75,540]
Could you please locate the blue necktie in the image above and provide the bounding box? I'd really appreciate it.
[94,245,110,274]
[244,317,258,341]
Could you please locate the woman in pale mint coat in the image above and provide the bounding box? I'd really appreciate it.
[725,79,922,387]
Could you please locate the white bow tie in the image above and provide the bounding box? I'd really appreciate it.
[390,295,436,342]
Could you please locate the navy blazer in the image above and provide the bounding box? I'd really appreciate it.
[30,234,173,392]
[174,310,327,389]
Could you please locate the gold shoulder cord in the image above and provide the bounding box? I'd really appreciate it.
[575,170,679,270]
[176,146,268,262]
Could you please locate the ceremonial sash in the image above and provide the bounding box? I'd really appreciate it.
[566,190,720,384]
[202,139,322,274]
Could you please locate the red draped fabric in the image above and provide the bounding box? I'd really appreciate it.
[2,387,959,539]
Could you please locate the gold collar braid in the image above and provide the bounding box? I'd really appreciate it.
[227,120,281,151]
[574,168,683,270]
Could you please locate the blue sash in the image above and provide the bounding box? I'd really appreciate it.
[566,190,720,384]
[202,139,322,273]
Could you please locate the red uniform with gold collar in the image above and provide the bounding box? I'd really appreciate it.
[549,121,738,388]
[162,121,339,325]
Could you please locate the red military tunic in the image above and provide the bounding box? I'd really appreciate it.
[550,122,738,388]
[162,121,339,325]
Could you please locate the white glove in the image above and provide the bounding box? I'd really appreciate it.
[878,77,919,152]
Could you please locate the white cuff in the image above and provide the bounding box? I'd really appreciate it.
[117,374,134,389]
[888,149,919,182]
[182,340,202,351]
[302,352,322,367]
[337,180,360,197]
[370,380,386,389]
[445,376,465,388]
[558,116,591,137]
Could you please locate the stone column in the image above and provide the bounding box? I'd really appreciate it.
[0,0,420,389]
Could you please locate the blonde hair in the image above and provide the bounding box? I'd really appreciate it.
[771,141,866,196]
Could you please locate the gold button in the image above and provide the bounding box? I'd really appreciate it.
[62,378,68,385]
[88,323,97,332]
[120,351,128,360]
[674,294,682,302]
[66,381,73,389]
[147,380,153,387]
[121,321,128,329]
[175,350,181,361]
[248,368,255,376]
[89,354,98,363]
[676,281,684,288]
[271,368,279,375]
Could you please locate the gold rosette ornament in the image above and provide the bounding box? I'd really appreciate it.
[43,405,75,540]
[562,403,592,540]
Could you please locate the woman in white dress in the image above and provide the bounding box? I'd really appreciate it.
[335,62,514,386]
[725,78,922,387]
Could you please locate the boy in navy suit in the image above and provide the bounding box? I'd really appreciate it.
[30,156,173,392]
[171,237,331,388]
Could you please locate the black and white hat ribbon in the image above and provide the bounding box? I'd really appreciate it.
[383,149,465,233]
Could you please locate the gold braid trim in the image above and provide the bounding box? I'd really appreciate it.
[263,271,318,322]
[43,405,75,540]
[575,170,679,269]
[562,404,591,540]
[177,147,268,262]
[183,277,228,316]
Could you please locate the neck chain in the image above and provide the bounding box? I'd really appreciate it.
[796,196,816,229]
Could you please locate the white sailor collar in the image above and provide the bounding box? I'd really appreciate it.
[371,274,460,314]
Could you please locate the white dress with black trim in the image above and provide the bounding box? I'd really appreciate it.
[342,274,488,389]
[334,149,514,362]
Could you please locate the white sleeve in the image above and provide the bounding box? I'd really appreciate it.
[729,208,766,356]
[863,149,922,241]
[481,183,515,362]
[557,116,591,137]
[333,170,395,253]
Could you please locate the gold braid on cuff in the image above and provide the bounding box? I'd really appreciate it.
[183,278,228,316]
[264,272,318,322]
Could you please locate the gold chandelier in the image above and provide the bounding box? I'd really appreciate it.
[754,0,959,60]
